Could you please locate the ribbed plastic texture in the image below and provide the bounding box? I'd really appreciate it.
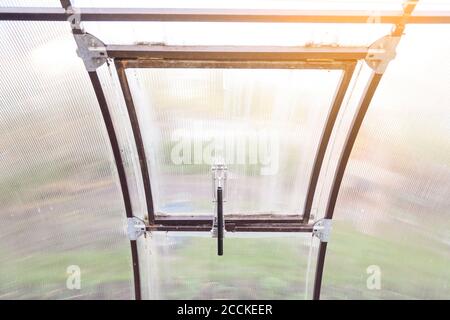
[0,0,59,7]
[76,0,395,47]
[141,232,314,299]
[0,21,134,299]
[72,0,403,10]
[126,68,342,216]
[83,21,392,47]
[322,25,450,299]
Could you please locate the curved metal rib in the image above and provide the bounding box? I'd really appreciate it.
[302,62,356,224]
[312,72,383,300]
[115,60,155,224]
[88,71,142,300]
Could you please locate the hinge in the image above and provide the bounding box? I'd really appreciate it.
[73,32,108,72]
[127,217,146,240]
[312,218,332,243]
[365,35,401,74]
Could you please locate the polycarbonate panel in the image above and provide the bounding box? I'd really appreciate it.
[0,21,134,299]
[140,232,315,299]
[322,25,450,299]
[312,61,374,221]
[72,0,403,10]
[83,22,392,47]
[97,64,148,221]
[0,0,59,6]
[415,0,450,11]
[126,68,342,215]
[76,0,394,47]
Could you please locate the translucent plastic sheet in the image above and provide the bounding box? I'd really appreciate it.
[82,21,392,47]
[415,0,450,11]
[321,25,450,299]
[72,0,404,10]
[0,21,134,299]
[0,0,59,7]
[73,0,394,47]
[139,232,316,299]
[126,68,342,215]
[1,0,404,10]
[97,64,149,221]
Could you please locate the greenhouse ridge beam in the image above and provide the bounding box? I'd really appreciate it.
[1,7,450,24]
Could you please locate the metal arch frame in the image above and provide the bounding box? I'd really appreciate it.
[115,61,155,225]
[88,71,141,300]
[311,0,420,300]
[312,72,383,300]
[302,61,356,224]
[0,0,435,300]
[78,54,143,301]
[57,0,146,300]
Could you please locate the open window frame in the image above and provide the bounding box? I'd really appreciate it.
[114,56,357,233]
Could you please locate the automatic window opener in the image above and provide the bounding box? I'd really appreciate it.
[211,164,227,256]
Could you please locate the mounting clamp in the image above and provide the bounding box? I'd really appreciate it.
[365,35,401,74]
[211,163,228,202]
[127,217,146,240]
[65,5,82,31]
[211,164,227,239]
[312,218,332,243]
[73,32,107,72]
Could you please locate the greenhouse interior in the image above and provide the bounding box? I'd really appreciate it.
[0,0,449,301]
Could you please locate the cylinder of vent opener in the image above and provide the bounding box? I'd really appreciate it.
[217,187,223,256]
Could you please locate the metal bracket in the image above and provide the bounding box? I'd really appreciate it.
[65,5,83,31]
[312,218,332,242]
[211,217,227,238]
[127,217,146,240]
[211,163,228,202]
[365,35,401,74]
[211,163,227,238]
[73,32,107,71]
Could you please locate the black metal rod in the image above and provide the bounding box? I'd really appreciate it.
[87,71,141,300]
[217,187,224,256]
[87,72,133,217]
[312,72,384,300]
[59,0,71,10]
[311,1,418,301]
[1,7,450,24]
[302,62,356,224]
[115,60,155,224]
[325,72,383,220]
[312,242,328,300]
